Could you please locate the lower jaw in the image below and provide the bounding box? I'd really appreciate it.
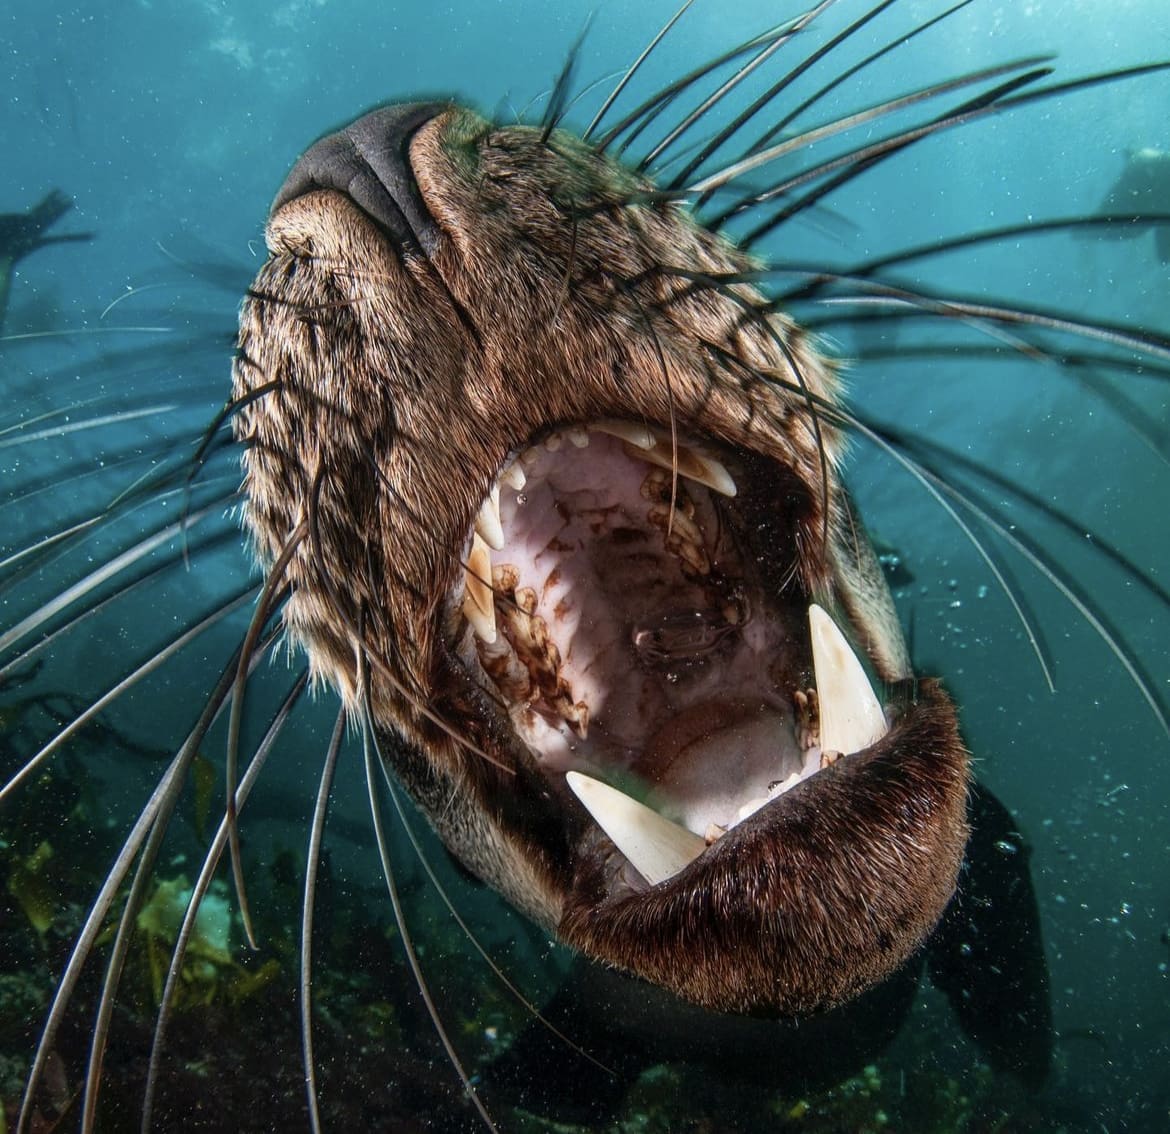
[556,676,970,1017]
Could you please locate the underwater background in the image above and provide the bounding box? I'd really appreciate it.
[1,0,1168,1130]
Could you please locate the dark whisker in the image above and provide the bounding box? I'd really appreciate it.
[736,62,1170,244]
[666,0,898,187]
[695,57,1052,212]
[583,0,695,142]
[595,19,800,156]
[741,0,978,163]
[540,16,592,144]
[636,0,835,173]
[305,464,509,771]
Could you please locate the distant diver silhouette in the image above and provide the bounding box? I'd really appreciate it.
[1092,147,1170,264]
[0,190,93,331]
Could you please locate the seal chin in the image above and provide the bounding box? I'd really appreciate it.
[238,101,972,1018]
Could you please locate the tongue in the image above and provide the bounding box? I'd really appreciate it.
[638,700,804,835]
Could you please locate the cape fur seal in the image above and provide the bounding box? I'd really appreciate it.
[3,3,1168,1130]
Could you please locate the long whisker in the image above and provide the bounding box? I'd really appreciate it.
[539,16,592,143]
[0,585,257,805]
[582,0,695,142]
[636,0,836,173]
[0,403,179,451]
[0,525,240,686]
[666,0,901,187]
[359,664,499,1134]
[15,642,249,1134]
[744,0,979,157]
[0,505,220,656]
[140,671,309,1134]
[595,18,801,156]
[736,62,1170,243]
[225,525,304,951]
[381,770,614,1074]
[688,55,1052,199]
[300,704,347,1134]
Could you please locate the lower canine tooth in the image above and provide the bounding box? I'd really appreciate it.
[565,771,706,886]
[808,604,887,758]
[462,533,497,643]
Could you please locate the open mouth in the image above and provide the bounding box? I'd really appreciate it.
[453,422,890,890]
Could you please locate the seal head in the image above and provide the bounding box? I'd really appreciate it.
[233,103,970,1016]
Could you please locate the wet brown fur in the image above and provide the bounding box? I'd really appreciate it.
[232,106,970,1014]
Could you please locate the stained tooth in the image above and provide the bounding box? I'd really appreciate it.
[623,434,738,498]
[567,427,590,448]
[808,604,887,758]
[462,532,497,643]
[501,462,527,491]
[590,419,657,450]
[543,433,563,452]
[474,485,504,550]
[692,453,737,497]
[565,771,706,886]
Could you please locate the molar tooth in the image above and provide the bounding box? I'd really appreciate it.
[565,771,706,886]
[567,427,590,448]
[462,533,497,644]
[808,604,887,758]
[590,419,657,450]
[474,485,505,550]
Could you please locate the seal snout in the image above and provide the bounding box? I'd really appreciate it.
[270,101,446,256]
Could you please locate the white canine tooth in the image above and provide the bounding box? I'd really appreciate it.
[565,771,706,886]
[693,453,737,497]
[501,462,527,491]
[808,604,887,758]
[462,533,497,644]
[474,485,504,551]
[589,419,656,450]
[626,432,738,498]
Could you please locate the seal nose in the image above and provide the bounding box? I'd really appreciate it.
[271,101,447,256]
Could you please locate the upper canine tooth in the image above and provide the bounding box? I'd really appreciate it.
[501,462,527,491]
[474,485,505,550]
[565,771,706,886]
[462,533,497,644]
[808,604,887,758]
[589,419,656,449]
[624,433,738,498]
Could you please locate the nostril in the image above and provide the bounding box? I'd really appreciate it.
[271,101,448,257]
